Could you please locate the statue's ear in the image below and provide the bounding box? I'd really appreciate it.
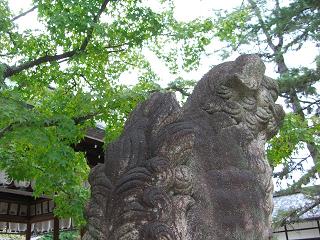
[232,54,266,90]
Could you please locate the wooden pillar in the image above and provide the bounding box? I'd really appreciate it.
[26,222,31,240]
[80,227,85,239]
[80,228,85,239]
[284,224,289,240]
[53,217,59,240]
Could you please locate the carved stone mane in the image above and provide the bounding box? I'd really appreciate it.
[83,55,284,240]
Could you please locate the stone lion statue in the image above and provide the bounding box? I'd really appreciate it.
[83,54,284,240]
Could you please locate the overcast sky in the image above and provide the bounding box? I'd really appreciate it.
[8,0,319,84]
[7,0,245,84]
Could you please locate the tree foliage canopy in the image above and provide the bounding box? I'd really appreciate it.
[0,0,219,224]
[1,0,319,228]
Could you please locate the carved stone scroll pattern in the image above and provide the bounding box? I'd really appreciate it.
[83,55,284,240]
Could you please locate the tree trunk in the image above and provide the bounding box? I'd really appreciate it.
[276,51,319,165]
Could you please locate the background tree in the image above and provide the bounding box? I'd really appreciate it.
[0,0,218,224]
[214,0,320,226]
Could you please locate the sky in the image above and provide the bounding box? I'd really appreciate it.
[7,0,245,85]
[8,0,319,82]
[7,0,320,190]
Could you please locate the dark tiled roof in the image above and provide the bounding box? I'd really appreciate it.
[86,127,105,142]
[273,192,320,221]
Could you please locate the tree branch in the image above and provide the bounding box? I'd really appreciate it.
[274,0,284,48]
[0,112,100,139]
[80,0,110,51]
[301,100,320,111]
[279,166,318,196]
[283,28,309,53]
[273,155,310,179]
[4,0,111,79]
[11,5,38,22]
[4,50,77,78]
[248,0,276,51]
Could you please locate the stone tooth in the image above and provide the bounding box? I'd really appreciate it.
[216,85,233,99]
[245,113,257,132]
[223,101,241,115]
[241,96,256,111]
[223,101,243,122]
[173,166,193,195]
[242,96,256,105]
[267,116,277,133]
[255,107,270,123]
[202,102,222,114]
[246,113,257,126]
[264,106,272,115]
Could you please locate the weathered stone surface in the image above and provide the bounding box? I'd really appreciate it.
[83,55,284,240]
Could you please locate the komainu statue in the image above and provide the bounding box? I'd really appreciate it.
[83,55,284,240]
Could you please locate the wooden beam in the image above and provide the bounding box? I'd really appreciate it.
[30,212,54,223]
[0,215,29,223]
[0,191,50,205]
[26,222,31,240]
[53,217,59,240]
[80,228,85,239]
[0,188,50,199]
[284,224,289,240]
[0,212,54,223]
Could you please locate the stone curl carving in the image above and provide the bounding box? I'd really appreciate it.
[83,54,284,240]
